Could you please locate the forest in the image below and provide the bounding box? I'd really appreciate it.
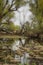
[0,0,43,65]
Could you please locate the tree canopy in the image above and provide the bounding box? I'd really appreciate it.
[29,0,43,33]
[0,0,26,32]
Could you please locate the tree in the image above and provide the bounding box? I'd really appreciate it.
[29,0,43,33]
[0,0,26,32]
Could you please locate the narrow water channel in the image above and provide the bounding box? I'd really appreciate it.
[0,38,43,65]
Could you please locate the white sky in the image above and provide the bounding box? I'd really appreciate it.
[12,4,32,26]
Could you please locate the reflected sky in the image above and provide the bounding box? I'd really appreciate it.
[12,39,25,51]
[12,40,20,50]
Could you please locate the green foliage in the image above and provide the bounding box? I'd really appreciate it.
[7,22,15,31]
[0,0,26,31]
[15,0,26,9]
[29,0,43,33]
[32,63,36,65]
[14,25,20,30]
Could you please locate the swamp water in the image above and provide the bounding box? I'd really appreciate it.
[0,38,43,65]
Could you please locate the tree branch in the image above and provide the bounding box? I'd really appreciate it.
[3,0,8,10]
[0,0,16,19]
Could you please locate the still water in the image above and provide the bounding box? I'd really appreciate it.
[0,38,43,65]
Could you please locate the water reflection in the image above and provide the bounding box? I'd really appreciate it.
[0,38,43,65]
[12,39,25,51]
[12,41,21,51]
[12,39,29,65]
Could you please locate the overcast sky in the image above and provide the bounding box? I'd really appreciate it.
[12,3,32,26]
